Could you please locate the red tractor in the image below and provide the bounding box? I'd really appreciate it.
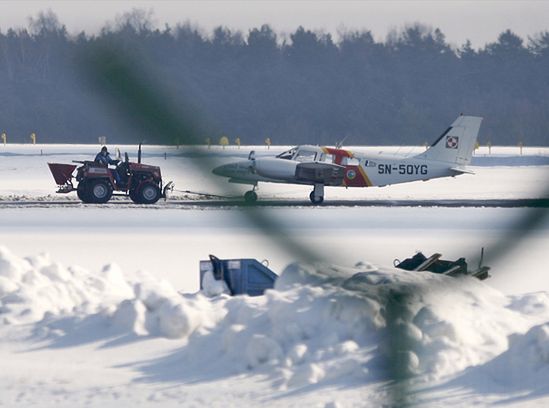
[48,145,173,204]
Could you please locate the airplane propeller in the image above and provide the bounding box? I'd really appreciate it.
[248,150,257,173]
[335,135,348,149]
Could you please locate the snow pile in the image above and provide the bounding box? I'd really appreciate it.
[110,281,219,339]
[0,246,218,339]
[2,246,549,392]
[471,292,549,392]
[486,323,549,386]
[257,263,549,384]
[138,262,549,389]
[0,246,133,324]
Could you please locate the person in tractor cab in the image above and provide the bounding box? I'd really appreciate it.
[95,146,122,186]
[95,146,118,166]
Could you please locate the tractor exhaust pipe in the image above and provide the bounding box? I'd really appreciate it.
[138,143,142,164]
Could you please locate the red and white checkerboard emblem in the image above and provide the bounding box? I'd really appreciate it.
[446,136,459,149]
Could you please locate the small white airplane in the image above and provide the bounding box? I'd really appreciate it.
[212,115,483,203]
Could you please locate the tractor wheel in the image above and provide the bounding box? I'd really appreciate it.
[129,188,140,204]
[88,179,113,203]
[136,182,161,204]
[77,181,92,203]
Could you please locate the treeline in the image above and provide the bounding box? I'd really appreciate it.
[0,10,548,145]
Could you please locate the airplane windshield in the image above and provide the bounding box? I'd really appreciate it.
[276,148,297,160]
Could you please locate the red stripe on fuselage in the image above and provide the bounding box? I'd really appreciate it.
[343,165,370,187]
[323,147,353,165]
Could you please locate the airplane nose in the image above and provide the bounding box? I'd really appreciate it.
[212,163,233,177]
[212,165,223,176]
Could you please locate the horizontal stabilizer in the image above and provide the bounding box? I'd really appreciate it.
[450,167,475,175]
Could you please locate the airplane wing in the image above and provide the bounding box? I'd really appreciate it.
[450,167,475,175]
[295,162,346,185]
[229,178,258,185]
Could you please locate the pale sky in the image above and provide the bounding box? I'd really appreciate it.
[0,0,548,48]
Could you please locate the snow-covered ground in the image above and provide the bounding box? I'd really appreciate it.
[1,143,548,200]
[1,143,548,407]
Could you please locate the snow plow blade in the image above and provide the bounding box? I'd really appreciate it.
[394,249,490,280]
[48,163,76,193]
[162,181,174,200]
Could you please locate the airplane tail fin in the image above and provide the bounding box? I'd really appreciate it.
[415,115,483,166]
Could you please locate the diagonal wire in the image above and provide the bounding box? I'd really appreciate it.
[79,45,321,265]
[78,43,549,407]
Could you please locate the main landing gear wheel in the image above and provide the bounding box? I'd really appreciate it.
[309,191,324,204]
[244,190,258,203]
[310,183,325,204]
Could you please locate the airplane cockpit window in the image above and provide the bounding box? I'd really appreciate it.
[294,150,317,162]
[276,148,297,160]
[318,153,334,163]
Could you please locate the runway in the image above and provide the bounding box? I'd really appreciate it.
[1,198,547,208]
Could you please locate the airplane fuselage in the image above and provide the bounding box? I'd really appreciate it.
[213,147,459,188]
[212,115,482,203]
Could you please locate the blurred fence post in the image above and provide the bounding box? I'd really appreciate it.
[219,135,229,149]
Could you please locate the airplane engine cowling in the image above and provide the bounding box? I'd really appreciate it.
[254,158,298,180]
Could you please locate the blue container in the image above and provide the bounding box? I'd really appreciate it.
[200,255,278,296]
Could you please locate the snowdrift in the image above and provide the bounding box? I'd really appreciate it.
[2,246,549,394]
